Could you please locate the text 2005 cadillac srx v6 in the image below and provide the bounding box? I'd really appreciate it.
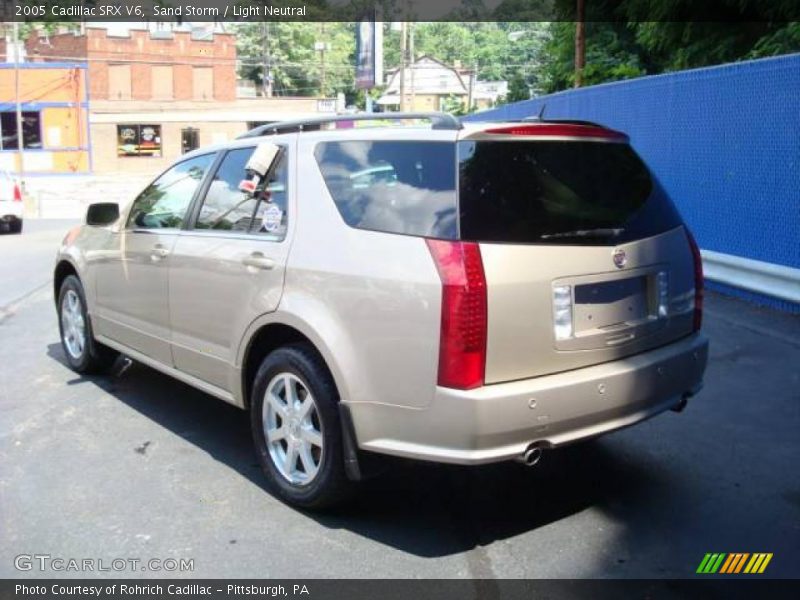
[54,114,708,508]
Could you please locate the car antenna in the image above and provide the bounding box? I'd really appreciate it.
[538,103,547,120]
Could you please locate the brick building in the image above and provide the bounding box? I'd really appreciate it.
[24,26,321,174]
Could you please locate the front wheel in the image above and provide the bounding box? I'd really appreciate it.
[57,275,119,374]
[250,345,351,509]
[9,218,22,234]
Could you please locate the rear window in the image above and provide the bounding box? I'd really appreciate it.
[314,141,457,239]
[458,140,682,245]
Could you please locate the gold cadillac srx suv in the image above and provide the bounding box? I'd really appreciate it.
[54,113,709,508]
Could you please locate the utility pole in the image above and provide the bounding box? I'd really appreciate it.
[399,22,407,112]
[467,62,478,113]
[262,21,272,97]
[12,21,24,186]
[574,0,585,88]
[320,23,327,97]
[408,23,415,112]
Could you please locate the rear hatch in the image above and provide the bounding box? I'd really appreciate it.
[458,125,696,384]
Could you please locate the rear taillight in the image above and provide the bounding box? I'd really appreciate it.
[13,183,22,202]
[426,239,487,390]
[483,124,628,141]
[685,227,704,331]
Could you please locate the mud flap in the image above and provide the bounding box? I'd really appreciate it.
[338,403,362,481]
[338,402,386,481]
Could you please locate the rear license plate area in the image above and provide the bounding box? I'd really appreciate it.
[573,276,648,332]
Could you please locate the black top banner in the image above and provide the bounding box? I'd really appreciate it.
[3,0,800,22]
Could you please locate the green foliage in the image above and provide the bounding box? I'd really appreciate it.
[235,22,356,97]
[440,94,466,115]
[233,0,800,102]
[505,74,531,102]
[537,0,800,93]
[235,20,550,107]
[747,22,800,59]
[539,20,646,93]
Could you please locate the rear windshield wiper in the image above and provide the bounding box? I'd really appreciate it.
[540,228,624,240]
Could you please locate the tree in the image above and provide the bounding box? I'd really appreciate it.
[535,0,800,93]
[505,74,530,102]
[539,21,646,93]
[235,22,356,97]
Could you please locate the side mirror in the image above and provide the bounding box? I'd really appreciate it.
[86,202,120,226]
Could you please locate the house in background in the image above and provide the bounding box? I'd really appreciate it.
[473,80,509,110]
[0,37,89,175]
[22,24,324,174]
[378,56,507,112]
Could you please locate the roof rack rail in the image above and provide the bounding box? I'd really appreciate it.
[238,112,462,139]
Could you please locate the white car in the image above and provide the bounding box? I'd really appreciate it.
[0,170,23,234]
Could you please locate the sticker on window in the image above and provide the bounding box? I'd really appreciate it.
[261,204,283,232]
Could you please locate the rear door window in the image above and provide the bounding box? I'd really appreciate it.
[314,141,457,239]
[458,141,682,245]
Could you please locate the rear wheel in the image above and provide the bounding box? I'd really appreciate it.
[9,218,22,234]
[250,345,351,508]
[57,275,119,374]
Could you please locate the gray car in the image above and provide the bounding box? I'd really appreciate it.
[54,113,708,508]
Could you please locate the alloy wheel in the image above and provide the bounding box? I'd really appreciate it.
[263,372,324,486]
[61,289,86,360]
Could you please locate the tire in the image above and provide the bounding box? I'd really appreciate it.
[57,275,119,374]
[250,344,351,509]
[9,218,22,234]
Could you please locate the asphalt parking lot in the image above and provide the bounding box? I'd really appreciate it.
[1,220,798,579]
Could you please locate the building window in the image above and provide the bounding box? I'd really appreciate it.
[151,65,174,100]
[117,124,162,157]
[108,64,132,100]
[192,67,214,100]
[181,128,199,154]
[0,111,43,150]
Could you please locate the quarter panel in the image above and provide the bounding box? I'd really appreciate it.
[282,136,443,409]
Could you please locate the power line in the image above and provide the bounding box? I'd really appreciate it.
[2,53,543,71]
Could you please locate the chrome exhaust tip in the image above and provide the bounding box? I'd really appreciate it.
[671,395,689,413]
[516,445,543,467]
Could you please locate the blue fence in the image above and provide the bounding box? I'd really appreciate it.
[464,54,800,311]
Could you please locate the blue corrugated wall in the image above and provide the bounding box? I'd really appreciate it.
[464,54,800,311]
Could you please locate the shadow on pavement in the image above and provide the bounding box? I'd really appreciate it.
[47,342,659,559]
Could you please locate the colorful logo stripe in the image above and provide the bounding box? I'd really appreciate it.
[696,553,773,574]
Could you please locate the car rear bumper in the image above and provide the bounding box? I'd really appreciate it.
[351,333,709,464]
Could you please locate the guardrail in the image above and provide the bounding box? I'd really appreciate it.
[702,250,800,304]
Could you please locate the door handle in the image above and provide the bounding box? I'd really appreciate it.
[242,252,275,270]
[150,244,170,261]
